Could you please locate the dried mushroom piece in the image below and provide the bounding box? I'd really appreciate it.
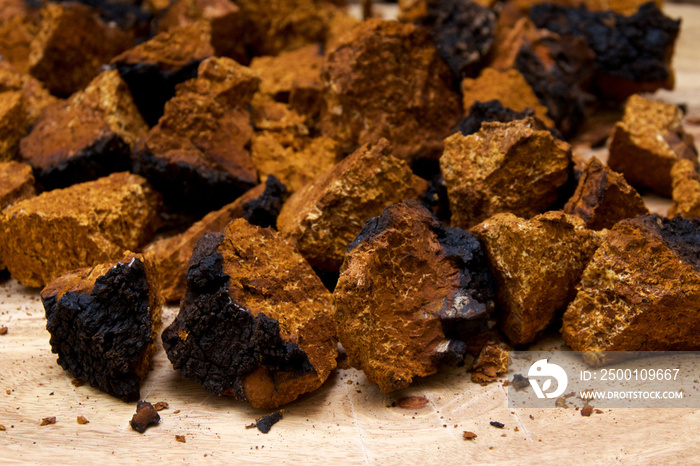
[562,215,700,366]
[564,156,648,230]
[0,161,34,208]
[530,2,680,100]
[0,0,39,74]
[277,138,429,272]
[111,22,214,126]
[0,62,57,161]
[145,176,288,303]
[156,0,246,63]
[132,57,260,214]
[461,68,553,128]
[20,70,147,190]
[250,44,324,123]
[0,61,57,122]
[0,161,35,269]
[28,3,131,97]
[491,18,594,136]
[321,18,461,161]
[418,0,497,79]
[0,172,160,287]
[608,95,698,197]
[251,97,338,194]
[670,159,700,218]
[162,218,337,409]
[441,117,571,229]
[334,201,496,392]
[130,401,160,433]
[0,91,30,161]
[41,253,162,402]
[471,340,510,384]
[234,0,337,57]
[472,211,601,345]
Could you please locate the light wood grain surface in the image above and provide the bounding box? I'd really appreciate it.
[2,4,700,464]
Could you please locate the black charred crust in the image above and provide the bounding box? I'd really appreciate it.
[436,225,496,338]
[30,132,132,192]
[113,60,202,127]
[161,232,314,400]
[627,215,700,273]
[459,100,535,136]
[530,2,680,86]
[514,35,593,137]
[242,175,288,229]
[132,142,258,215]
[421,0,496,80]
[42,257,154,402]
[254,411,283,434]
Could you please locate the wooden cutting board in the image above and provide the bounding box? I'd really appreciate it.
[2,4,700,464]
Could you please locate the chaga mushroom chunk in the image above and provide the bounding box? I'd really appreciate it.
[0,172,160,287]
[333,200,496,393]
[276,138,428,272]
[562,215,700,366]
[441,117,571,228]
[670,159,700,219]
[111,22,214,126]
[564,156,648,230]
[0,161,35,270]
[132,56,260,214]
[461,68,553,128]
[419,0,496,79]
[471,211,601,345]
[28,3,131,97]
[145,175,288,303]
[20,70,147,190]
[320,18,461,161]
[156,0,246,63]
[530,2,680,100]
[608,94,698,197]
[162,218,337,409]
[41,253,163,402]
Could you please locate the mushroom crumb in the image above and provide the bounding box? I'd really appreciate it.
[40,417,56,426]
[130,401,160,433]
[77,416,89,425]
[154,402,169,411]
[175,435,186,443]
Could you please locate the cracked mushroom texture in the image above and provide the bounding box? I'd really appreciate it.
[320,18,461,161]
[0,172,160,288]
[472,211,602,345]
[20,69,148,190]
[563,156,649,230]
[441,117,571,229]
[608,94,698,197]
[562,215,700,366]
[162,218,337,408]
[334,200,496,392]
[670,159,700,218]
[276,138,429,272]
